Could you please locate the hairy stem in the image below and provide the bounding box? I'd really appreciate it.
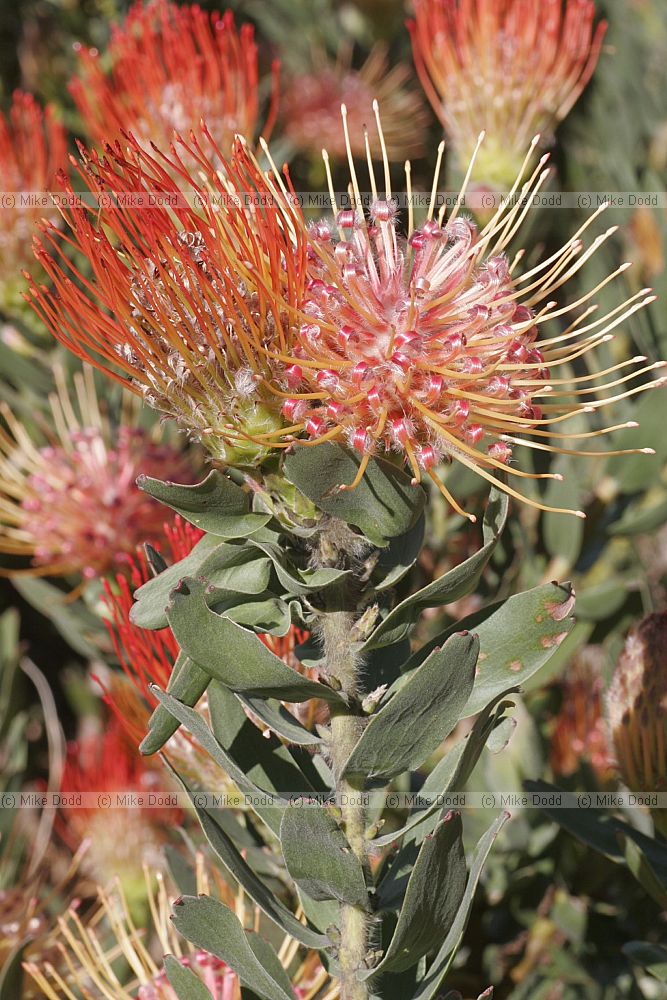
[323,608,369,1000]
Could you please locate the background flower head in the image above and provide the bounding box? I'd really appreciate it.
[281,44,428,162]
[70,0,279,161]
[0,366,195,583]
[409,0,607,188]
[0,90,66,312]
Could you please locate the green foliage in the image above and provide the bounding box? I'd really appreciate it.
[134,451,579,996]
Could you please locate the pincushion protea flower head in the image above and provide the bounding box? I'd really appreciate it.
[57,716,179,908]
[29,113,662,520]
[0,366,194,583]
[28,132,307,466]
[70,0,278,160]
[607,612,667,796]
[277,110,661,520]
[0,90,66,309]
[409,0,607,188]
[281,45,428,162]
[25,862,335,999]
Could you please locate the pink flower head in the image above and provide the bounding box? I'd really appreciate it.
[0,367,194,583]
[281,45,427,161]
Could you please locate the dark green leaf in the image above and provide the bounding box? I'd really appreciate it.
[343,633,479,785]
[283,443,425,547]
[13,578,100,658]
[0,938,29,1000]
[623,942,667,983]
[280,806,369,908]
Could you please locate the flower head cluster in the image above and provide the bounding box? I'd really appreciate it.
[409,0,607,187]
[281,45,427,161]
[29,134,307,466]
[28,113,662,519]
[70,0,278,159]
[607,612,667,794]
[25,862,334,1000]
[0,366,194,582]
[0,90,65,307]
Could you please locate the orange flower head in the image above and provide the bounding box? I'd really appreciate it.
[550,651,615,782]
[0,366,194,583]
[409,0,607,187]
[28,131,307,466]
[281,45,428,162]
[0,91,66,306]
[70,0,278,162]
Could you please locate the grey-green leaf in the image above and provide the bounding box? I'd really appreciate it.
[281,806,369,908]
[283,442,425,547]
[343,633,479,785]
[167,761,328,949]
[166,577,344,703]
[365,811,467,977]
[403,582,576,719]
[410,812,509,1000]
[138,470,271,537]
[140,653,209,756]
[163,956,215,1000]
[363,490,508,650]
[170,896,294,1000]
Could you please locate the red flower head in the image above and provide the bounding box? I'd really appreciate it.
[0,91,66,306]
[0,366,194,583]
[281,45,428,162]
[58,716,179,904]
[100,515,203,744]
[409,0,607,187]
[70,0,278,160]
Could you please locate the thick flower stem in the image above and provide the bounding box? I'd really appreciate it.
[322,607,369,1000]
